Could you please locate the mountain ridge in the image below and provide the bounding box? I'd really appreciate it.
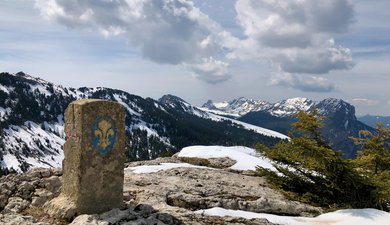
[202,97,374,158]
[0,72,284,172]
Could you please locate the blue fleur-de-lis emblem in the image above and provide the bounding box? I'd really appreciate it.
[92,116,117,155]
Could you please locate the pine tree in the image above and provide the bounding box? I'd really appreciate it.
[256,108,378,208]
[352,123,390,209]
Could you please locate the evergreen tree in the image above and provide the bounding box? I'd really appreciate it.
[352,123,390,209]
[256,109,378,209]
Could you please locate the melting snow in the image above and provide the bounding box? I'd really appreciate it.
[0,84,11,93]
[113,94,141,117]
[28,84,51,96]
[125,163,211,174]
[0,107,11,120]
[197,109,288,139]
[196,207,390,225]
[1,121,64,171]
[177,145,276,171]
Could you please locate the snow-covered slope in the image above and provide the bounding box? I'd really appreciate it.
[202,97,314,118]
[270,97,314,117]
[202,97,374,158]
[202,97,271,118]
[0,72,285,172]
[160,95,288,139]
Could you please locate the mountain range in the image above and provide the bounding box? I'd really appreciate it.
[0,72,378,172]
[202,97,374,158]
[0,72,285,172]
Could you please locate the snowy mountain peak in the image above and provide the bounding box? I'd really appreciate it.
[271,97,314,116]
[158,94,203,116]
[201,97,271,117]
[13,71,50,85]
[159,94,188,105]
[202,97,364,118]
[316,98,357,124]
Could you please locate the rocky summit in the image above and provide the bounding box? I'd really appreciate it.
[0,156,321,225]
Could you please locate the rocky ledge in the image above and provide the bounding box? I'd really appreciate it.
[0,157,321,225]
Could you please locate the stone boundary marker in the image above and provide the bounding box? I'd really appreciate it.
[45,99,125,219]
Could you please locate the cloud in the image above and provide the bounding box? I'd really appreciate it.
[269,70,336,92]
[352,98,379,107]
[34,0,231,83]
[34,0,356,88]
[234,0,355,90]
[187,57,231,84]
[276,39,354,74]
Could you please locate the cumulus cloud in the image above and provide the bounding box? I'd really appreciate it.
[234,0,355,91]
[187,57,231,84]
[269,70,336,92]
[352,98,379,107]
[34,0,356,88]
[34,0,232,83]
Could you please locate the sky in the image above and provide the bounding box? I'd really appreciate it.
[0,0,389,116]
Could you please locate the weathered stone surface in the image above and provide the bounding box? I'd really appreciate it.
[46,99,126,218]
[0,213,51,225]
[0,168,62,215]
[0,157,322,225]
[69,215,109,225]
[4,197,30,213]
[31,189,53,207]
[16,181,35,200]
[69,206,182,225]
[41,177,61,196]
[124,158,322,223]
[44,195,77,220]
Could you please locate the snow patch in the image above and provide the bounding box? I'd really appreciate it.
[125,163,211,174]
[214,101,229,108]
[0,84,11,94]
[178,146,276,171]
[29,84,51,96]
[0,107,11,120]
[196,207,390,225]
[113,94,141,117]
[201,111,288,139]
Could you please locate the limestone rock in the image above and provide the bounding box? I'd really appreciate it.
[31,189,53,207]
[4,197,30,213]
[44,195,77,220]
[41,177,61,196]
[124,158,322,223]
[69,207,181,225]
[69,215,108,225]
[0,213,51,225]
[16,181,35,200]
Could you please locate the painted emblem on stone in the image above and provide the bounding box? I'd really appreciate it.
[92,116,117,155]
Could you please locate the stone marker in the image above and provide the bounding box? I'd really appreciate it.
[45,99,125,219]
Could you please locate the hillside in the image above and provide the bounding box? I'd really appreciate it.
[358,115,390,129]
[0,72,285,172]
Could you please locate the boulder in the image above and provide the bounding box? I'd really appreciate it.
[4,197,30,213]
